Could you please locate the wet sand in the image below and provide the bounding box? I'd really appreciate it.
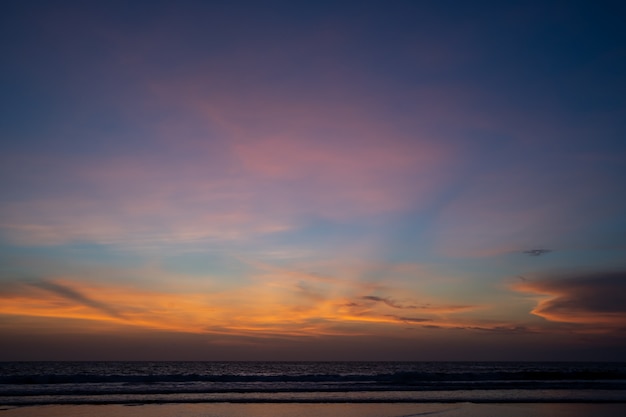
[1,403,626,417]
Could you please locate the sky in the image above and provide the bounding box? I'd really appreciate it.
[1,0,625,361]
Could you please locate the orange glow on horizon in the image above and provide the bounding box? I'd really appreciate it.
[0,277,512,339]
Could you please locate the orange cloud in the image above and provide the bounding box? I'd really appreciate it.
[0,278,217,334]
[0,259,492,339]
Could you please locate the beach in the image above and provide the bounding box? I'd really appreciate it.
[3,403,626,417]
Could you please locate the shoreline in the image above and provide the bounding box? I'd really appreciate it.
[3,388,626,406]
[4,398,626,406]
[2,403,626,417]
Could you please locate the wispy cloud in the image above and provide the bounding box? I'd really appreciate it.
[362,295,417,309]
[30,280,125,320]
[466,325,536,334]
[0,262,483,338]
[386,315,433,324]
[360,295,473,313]
[523,249,552,257]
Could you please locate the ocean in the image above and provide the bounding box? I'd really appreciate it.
[1,361,625,406]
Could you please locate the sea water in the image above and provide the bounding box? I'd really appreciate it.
[1,361,625,405]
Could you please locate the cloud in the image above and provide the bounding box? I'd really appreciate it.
[359,295,473,314]
[467,325,535,334]
[0,277,218,334]
[0,259,481,339]
[0,261,560,346]
[361,295,417,309]
[30,280,125,320]
[523,249,552,256]
[386,315,432,324]
[513,270,626,326]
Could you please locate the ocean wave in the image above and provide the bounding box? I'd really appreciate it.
[1,362,625,405]
[2,367,626,385]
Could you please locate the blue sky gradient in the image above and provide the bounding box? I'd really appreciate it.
[1,0,625,360]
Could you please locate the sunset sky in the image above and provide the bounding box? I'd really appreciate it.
[1,0,625,361]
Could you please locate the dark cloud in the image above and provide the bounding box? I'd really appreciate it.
[515,270,626,325]
[386,315,432,324]
[467,325,535,334]
[359,296,473,314]
[30,280,125,320]
[523,249,552,256]
[361,295,416,309]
